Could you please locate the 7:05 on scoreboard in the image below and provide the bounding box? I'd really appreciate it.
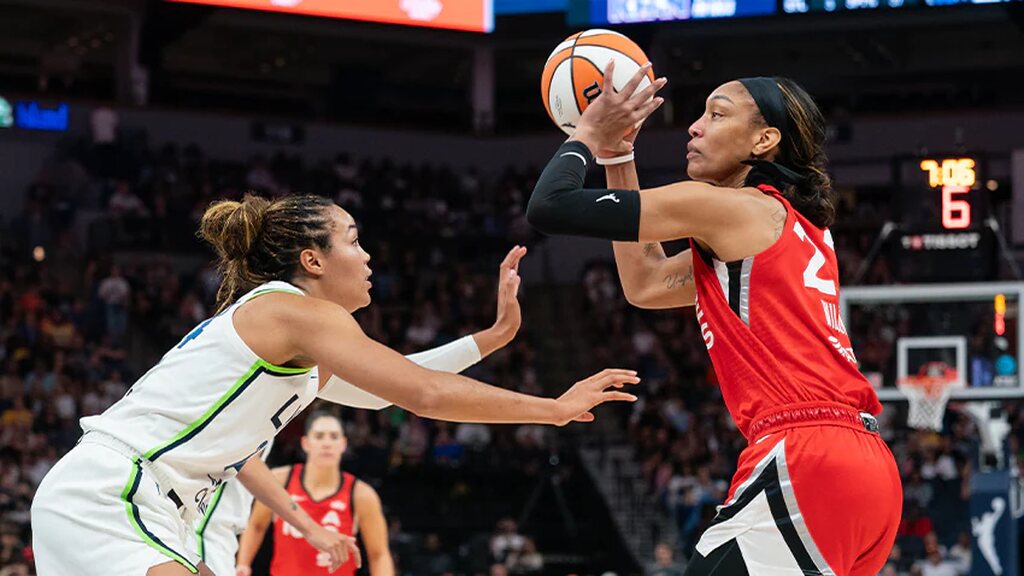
[919,157,976,230]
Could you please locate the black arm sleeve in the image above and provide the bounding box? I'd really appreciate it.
[526,140,641,242]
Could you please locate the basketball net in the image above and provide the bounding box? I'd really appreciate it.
[897,363,960,431]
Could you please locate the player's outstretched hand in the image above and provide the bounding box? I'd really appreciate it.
[553,368,640,426]
[492,245,526,338]
[474,245,527,357]
[572,61,667,156]
[305,524,362,573]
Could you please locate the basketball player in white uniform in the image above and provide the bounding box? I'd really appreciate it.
[31,194,640,576]
[193,249,527,576]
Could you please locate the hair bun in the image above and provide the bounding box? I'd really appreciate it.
[199,194,272,260]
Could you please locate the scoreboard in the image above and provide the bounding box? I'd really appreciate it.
[784,0,1021,13]
[893,155,995,282]
[578,0,776,22]
[568,0,1022,23]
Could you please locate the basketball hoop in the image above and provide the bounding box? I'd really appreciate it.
[897,362,960,431]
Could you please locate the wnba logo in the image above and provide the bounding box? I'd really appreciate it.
[695,294,714,350]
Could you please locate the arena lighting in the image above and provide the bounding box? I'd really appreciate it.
[167,0,494,32]
[0,96,12,128]
[14,101,69,132]
[995,294,1006,336]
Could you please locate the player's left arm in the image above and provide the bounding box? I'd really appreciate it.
[237,459,361,571]
[527,146,768,250]
[527,61,773,255]
[236,464,289,575]
[353,480,395,576]
[317,245,527,409]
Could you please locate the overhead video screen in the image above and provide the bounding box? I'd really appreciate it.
[783,0,1020,13]
[168,0,494,32]
[571,0,775,23]
[494,0,566,13]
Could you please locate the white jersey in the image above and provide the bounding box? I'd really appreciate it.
[190,439,273,576]
[199,438,273,539]
[81,281,318,523]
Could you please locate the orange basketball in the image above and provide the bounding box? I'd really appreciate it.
[541,29,655,136]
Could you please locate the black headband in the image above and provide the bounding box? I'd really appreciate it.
[738,77,789,143]
[737,77,807,186]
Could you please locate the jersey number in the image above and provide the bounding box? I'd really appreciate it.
[271,394,301,431]
[793,221,837,296]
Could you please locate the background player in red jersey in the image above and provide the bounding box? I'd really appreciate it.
[527,64,902,575]
[235,411,393,576]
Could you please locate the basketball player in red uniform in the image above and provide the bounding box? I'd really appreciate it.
[527,63,902,575]
[236,411,393,576]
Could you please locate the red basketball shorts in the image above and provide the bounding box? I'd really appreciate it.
[686,412,902,576]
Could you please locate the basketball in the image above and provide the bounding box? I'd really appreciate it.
[541,29,655,136]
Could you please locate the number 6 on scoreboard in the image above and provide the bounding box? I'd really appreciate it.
[941,185,971,230]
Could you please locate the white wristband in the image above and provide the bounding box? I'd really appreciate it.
[317,336,483,410]
[595,152,635,166]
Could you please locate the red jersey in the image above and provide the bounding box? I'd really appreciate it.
[690,185,881,440]
[272,464,358,576]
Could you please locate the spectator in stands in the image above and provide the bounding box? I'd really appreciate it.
[912,547,960,576]
[920,446,959,481]
[947,532,971,574]
[898,503,935,538]
[491,518,525,563]
[1,395,32,430]
[396,413,430,467]
[96,264,130,339]
[0,563,31,576]
[431,423,465,468]
[645,543,684,576]
[882,543,911,575]
[107,181,148,218]
[903,470,934,508]
[386,518,415,574]
[0,524,26,567]
[505,537,543,576]
[413,532,455,575]
[455,422,492,451]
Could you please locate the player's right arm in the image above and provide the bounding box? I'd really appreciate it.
[605,161,696,309]
[237,295,639,425]
[235,466,289,576]
[317,245,528,409]
[353,481,394,576]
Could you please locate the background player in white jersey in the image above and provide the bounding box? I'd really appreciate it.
[194,247,527,576]
[31,194,641,576]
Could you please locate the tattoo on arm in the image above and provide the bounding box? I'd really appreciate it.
[643,243,657,257]
[291,502,298,512]
[771,205,787,240]
[664,266,694,289]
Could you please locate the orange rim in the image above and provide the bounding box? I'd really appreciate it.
[897,376,957,399]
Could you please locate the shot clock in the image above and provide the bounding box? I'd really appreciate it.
[918,157,977,229]
[893,155,994,281]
